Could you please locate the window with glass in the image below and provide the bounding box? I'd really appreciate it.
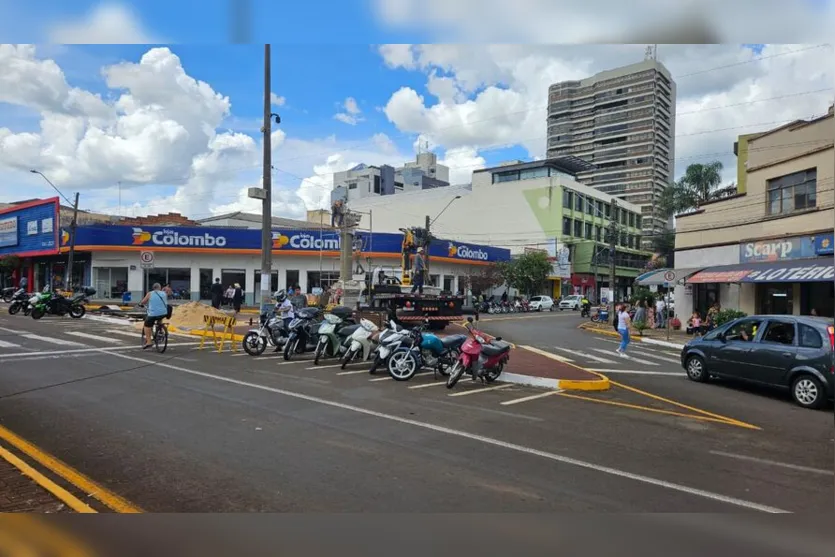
[563,189,573,209]
[443,276,454,293]
[307,271,340,292]
[585,222,593,239]
[628,212,635,227]
[594,225,602,242]
[636,215,642,229]
[799,324,823,349]
[605,203,611,217]
[725,319,764,342]
[575,194,584,212]
[595,200,604,216]
[93,267,128,299]
[286,270,300,291]
[574,219,583,237]
[519,167,550,180]
[586,197,595,214]
[620,210,628,225]
[767,168,816,215]
[761,321,796,345]
[619,232,627,246]
[373,175,381,194]
[562,217,572,236]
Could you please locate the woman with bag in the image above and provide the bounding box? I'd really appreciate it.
[140,283,170,349]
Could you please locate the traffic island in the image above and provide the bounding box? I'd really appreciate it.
[500,345,610,391]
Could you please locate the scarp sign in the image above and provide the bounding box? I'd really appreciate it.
[739,236,815,262]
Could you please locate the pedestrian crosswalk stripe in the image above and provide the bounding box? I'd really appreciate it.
[66,331,124,344]
[591,348,658,366]
[448,384,512,397]
[633,351,681,364]
[20,334,87,347]
[553,347,613,363]
[587,369,684,376]
[0,339,21,348]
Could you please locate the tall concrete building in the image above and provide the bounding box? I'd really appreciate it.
[546,59,676,243]
[331,152,452,205]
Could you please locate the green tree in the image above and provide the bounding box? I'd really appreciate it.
[659,161,736,217]
[498,251,552,297]
[462,265,504,295]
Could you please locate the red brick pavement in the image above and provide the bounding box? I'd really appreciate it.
[0,453,71,513]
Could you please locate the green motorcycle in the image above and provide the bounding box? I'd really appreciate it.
[312,308,357,365]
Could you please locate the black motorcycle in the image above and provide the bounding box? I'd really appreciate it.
[282,307,324,360]
[242,309,290,356]
[7,288,32,315]
[580,302,591,318]
[2,286,16,303]
[31,287,95,320]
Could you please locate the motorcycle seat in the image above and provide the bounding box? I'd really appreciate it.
[481,342,511,357]
[440,334,466,348]
[339,324,361,337]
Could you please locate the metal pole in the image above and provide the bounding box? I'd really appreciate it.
[260,44,273,313]
[66,192,79,292]
[608,199,618,314]
[424,214,431,283]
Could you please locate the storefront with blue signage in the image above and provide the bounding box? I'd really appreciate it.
[62,224,510,304]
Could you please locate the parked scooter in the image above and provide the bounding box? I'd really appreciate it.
[387,321,467,381]
[7,288,31,315]
[242,309,289,356]
[446,317,511,389]
[30,287,94,320]
[283,307,324,360]
[340,318,380,369]
[313,307,357,365]
[368,319,410,375]
[590,307,609,323]
[2,286,16,303]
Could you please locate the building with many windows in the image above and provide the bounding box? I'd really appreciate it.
[664,105,834,318]
[546,59,676,244]
[349,158,652,301]
[332,152,453,204]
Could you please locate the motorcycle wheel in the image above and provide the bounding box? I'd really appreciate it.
[340,348,356,370]
[388,350,418,381]
[313,340,326,365]
[8,302,20,315]
[69,305,86,319]
[368,355,382,375]
[483,363,504,383]
[2,293,12,303]
[283,337,299,361]
[243,332,267,356]
[31,307,45,320]
[446,361,466,389]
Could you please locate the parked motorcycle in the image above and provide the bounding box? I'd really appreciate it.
[313,307,357,365]
[388,322,467,381]
[446,317,511,389]
[368,320,411,375]
[2,286,16,303]
[590,307,609,323]
[242,310,289,356]
[282,307,324,360]
[30,287,94,320]
[340,318,380,369]
[7,288,31,315]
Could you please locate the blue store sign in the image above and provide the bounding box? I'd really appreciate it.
[813,233,833,255]
[739,236,817,263]
[0,198,60,258]
[65,225,510,263]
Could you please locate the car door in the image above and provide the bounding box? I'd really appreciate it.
[741,319,798,386]
[711,318,763,378]
[542,296,553,309]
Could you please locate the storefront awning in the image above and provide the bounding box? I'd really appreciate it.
[688,257,835,284]
[636,268,704,286]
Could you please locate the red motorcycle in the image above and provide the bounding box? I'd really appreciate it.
[446,317,512,389]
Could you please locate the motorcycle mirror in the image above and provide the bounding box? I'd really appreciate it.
[467,316,474,323]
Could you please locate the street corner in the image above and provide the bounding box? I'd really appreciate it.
[577,321,643,342]
[505,345,611,392]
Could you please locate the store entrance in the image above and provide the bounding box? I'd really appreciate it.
[757,283,794,315]
[801,282,834,317]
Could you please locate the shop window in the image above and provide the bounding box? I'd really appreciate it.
[199,269,213,300]
[757,284,793,315]
[93,267,128,299]
[220,269,246,295]
[429,274,440,287]
[286,270,300,292]
[766,168,816,215]
[761,321,795,345]
[443,276,454,293]
[307,271,340,292]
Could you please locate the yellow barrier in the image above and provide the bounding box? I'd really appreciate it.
[199,314,238,353]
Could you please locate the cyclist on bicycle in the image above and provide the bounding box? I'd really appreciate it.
[140,282,168,349]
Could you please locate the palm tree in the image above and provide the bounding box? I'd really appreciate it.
[659,161,735,217]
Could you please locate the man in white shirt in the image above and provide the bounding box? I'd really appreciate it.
[655,298,666,329]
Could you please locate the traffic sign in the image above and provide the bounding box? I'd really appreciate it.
[663,270,676,283]
[140,251,155,268]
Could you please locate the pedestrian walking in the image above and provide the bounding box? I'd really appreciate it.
[210,278,223,309]
[232,283,243,315]
[224,285,234,307]
[655,297,666,329]
[616,303,632,357]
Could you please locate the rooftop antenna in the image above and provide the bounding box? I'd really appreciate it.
[644,44,657,61]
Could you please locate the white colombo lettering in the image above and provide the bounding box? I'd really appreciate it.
[152,230,227,247]
[289,233,340,250]
[456,245,489,260]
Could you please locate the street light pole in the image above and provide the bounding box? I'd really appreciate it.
[425,195,461,285]
[30,170,79,291]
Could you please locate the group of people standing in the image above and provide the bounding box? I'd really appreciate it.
[210,279,243,313]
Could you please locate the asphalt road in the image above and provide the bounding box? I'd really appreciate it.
[0,309,831,514]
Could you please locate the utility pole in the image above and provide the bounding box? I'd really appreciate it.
[259,44,273,312]
[608,199,618,313]
[424,214,431,281]
[66,192,79,292]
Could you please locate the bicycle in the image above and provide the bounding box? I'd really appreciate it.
[138,305,169,353]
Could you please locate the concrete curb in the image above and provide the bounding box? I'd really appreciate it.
[518,345,610,391]
[577,323,686,349]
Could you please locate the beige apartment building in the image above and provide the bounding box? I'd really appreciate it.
[670,105,834,318]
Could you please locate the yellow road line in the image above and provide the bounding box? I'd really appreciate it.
[0,514,96,556]
[556,393,759,429]
[0,424,143,513]
[608,380,760,430]
[0,445,96,513]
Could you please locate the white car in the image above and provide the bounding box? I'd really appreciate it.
[558,295,583,310]
[528,295,555,312]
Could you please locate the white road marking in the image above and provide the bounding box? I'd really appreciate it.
[553,347,613,364]
[20,334,87,347]
[66,331,124,344]
[306,364,342,370]
[100,350,790,514]
[709,451,834,476]
[337,369,369,376]
[0,339,22,349]
[448,384,513,397]
[369,376,393,382]
[631,351,681,364]
[409,381,447,389]
[501,390,564,406]
[592,348,658,366]
[0,342,199,359]
[587,369,684,376]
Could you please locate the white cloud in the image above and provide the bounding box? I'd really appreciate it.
[380,43,835,185]
[333,96,365,125]
[47,3,160,44]
[440,146,485,184]
[270,92,286,106]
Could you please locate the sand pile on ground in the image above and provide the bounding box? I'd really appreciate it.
[168,301,231,330]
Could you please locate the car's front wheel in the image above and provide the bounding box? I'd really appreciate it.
[791,375,825,410]
[685,355,708,382]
